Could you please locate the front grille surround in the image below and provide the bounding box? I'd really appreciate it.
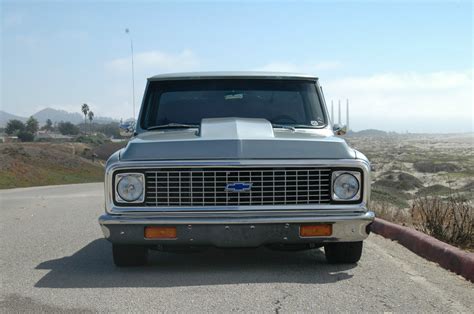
[113,167,334,207]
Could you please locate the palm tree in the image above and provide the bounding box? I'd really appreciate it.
[81,104,89,134]
[88,111,94,134]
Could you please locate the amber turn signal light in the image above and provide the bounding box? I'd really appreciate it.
[299,224,332,237]
[144,226,177,239]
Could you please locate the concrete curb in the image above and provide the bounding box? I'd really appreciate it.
[371,218,474,283]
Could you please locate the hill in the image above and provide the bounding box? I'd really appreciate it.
[0,143,104,189]
[347,129,391,137]
[0,108,118,127]
[33,108,117,125]
[0,110,27,126]
[32,108,84,125]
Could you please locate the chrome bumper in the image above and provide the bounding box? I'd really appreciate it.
[99,210,375,247]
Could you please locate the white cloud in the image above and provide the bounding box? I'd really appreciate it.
[103,53,472,131]
[256,61,342,73]
[105,49,200,73]
[323,70,473,132]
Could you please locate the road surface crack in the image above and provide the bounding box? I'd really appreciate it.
[273,287,292,313]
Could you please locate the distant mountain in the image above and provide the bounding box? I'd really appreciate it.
[0,111,27,127]
[0,108,118,127]
[347,129,392,137]
[90,115,117,124]
[33,108,84,125]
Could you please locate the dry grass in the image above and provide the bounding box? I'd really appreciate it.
[371,201,411,225]
[411,195,473,249]
[93,141,128,160]
[0,143,104,189]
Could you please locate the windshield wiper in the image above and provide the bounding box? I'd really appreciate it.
[271,124,296,131]
[147,123,199,130]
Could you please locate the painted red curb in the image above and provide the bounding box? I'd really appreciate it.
[371,218,474,282]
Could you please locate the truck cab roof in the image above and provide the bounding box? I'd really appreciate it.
[148,71,318,81]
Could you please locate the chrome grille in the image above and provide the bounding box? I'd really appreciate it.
[144,167,331,207]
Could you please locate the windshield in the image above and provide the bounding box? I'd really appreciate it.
[141,79,327,130]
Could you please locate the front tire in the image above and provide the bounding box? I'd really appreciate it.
[324,241,363,264]
[112,244,148,267]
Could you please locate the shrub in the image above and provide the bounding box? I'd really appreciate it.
[17,131,35,142]
[416,184,453,197]
[58,122,80,135]
[95,123,123,138]
[5,119,25,135]
[93,141,128,160]
[371,201,410,225]
[460,181,474,195]
[411,195,473,249]
[413,161,460,173]
[375,171,423,191]
[397,172,423,189]
[25,116,39,134]
[371,186,410,208]
[75,134,108,145]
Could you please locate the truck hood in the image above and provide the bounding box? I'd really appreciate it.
[120,118,356,161]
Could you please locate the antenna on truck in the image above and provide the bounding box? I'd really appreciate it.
[346,99,350,131]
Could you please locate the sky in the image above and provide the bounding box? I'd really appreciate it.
[1,0,473,132]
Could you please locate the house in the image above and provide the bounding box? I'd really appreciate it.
[35,131,73,142]
[0,133,19,143]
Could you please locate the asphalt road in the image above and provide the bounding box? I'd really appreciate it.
[1,183,473,313]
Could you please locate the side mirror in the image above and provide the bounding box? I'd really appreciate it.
[119,120,136,137]
[333,124,347,136]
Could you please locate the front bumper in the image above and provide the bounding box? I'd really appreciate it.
[99,211,375,247]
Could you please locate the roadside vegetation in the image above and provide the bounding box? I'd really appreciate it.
[0,104,129,189]
[347,132,473,250]
[0,143,104,188]
[0,140,129,189]
[5,117,39,142]
[411,194,473,249]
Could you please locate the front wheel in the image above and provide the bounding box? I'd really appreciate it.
[112,244,148,267]
[324,241,363,264]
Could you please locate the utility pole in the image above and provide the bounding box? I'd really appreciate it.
[125,28,136,121]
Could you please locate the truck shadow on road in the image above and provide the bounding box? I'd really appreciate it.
[35,239,356,288]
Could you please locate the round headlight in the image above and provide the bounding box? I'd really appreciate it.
[117,174,144,202]
[333,173,359,200]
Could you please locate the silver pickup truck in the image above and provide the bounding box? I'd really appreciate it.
[99,71,374,267]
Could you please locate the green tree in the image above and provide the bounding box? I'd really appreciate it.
[58,122,80,135]
[97,122,121,138]
[88,111,94,134]
[43,118,53,131]
[81,103,89,134]
[5,119,25,135]
[25,116,39,134]
[17,131,35,142]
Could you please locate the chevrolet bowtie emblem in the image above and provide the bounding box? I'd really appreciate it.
[225,182,253,192]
